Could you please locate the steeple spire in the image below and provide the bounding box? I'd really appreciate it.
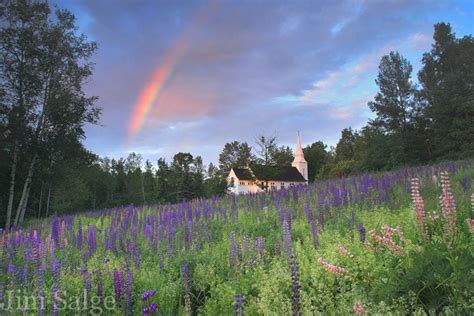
[292,132,308,182]
[295,132,304,158]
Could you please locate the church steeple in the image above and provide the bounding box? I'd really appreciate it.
[292,132,308,182]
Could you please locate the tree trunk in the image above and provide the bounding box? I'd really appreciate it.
[19,185,31,224]
[5,141,19,230]
[14,154,37,226]
[46,184,52,217]
[37,182,44,218]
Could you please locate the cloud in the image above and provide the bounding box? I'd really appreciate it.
[54,0,472,164]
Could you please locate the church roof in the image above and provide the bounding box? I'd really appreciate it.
[232,166,306,182]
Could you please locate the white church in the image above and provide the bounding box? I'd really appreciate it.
[227,134,308,194]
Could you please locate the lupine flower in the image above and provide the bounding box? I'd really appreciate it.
[369,228,404,256]
[82,268,92,294]
[310,220,318,250]
[440,172,457,243]
[357,223,366,244]
[337,245,353,259]
[233,293,245,316]
[290,256,301,316]
[142,289,157,301]
[7,262,15,288]
[242,234,249,256]
[254,236,265,261]
[353,303,365,315]
[142,302,158,315]
[52,216,60,246]
[283,220,293,258]
[411,178,427,240]
[275,239,281,257]
[97,271,103,303]
[114,269,123,305]
[229,231,238,268]
[181,263,192,316]
[317,258,348,275]
[467,218,474,233]
[125,268,133,313]
[88,224,97,254]
[77,220,83,249]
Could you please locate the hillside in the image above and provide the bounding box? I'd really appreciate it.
[1,161,473,315]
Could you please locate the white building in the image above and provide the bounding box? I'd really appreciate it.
[227,134,308,194]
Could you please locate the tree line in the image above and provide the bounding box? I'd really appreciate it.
[1,0,472,228]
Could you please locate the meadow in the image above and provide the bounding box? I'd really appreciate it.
[1,160,473,315]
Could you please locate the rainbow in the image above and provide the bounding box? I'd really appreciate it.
[128,0,219,141]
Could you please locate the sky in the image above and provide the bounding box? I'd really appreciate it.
[56,0,474,165]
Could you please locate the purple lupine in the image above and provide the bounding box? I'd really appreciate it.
[290,256,301,316]
[97,271,103,303]
[7,262,15,288]
[82,268,92,295]
[142,289,156,301]
[254,236,265,262]
[87,224,97,254]
[317,197,324,229]
[142,302,158,315]
[358,223,366,244]
[0,282,4,308]
[125,268,133,314]
[310,220,318,250]
[114,269,123,305]
[181,263,192,316]
[233,293,245,316]
[242,234,249,256]
[77,220,83,249]
[275,239,281,257]
[229,231,238,268]
[283,220,293,258]
[52,260,61,316]
[52,216,60,246]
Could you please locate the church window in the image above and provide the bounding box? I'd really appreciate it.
[240,181,245,185]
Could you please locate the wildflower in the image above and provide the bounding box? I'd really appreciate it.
[233,293,245,316]
[229,231,238,268]
[275,239,281,257]
[290,257,301,316]
[467,218,474,233]
[142,289,157,301]
[337,245,353,259]
[181,263,192,316]
[254,236,265,262]
[411,177,427,240]
[310,220,318,250]
[125,268,133,313]
[113,269,123,305]
[357,223,366,244]
[369,227,404,256]
[142,302,158,315]
[439,171,457,243]
[77,220,83,249]
[87,224,97,254]
[353,303,365,315]
[317,258,348,275]
[283,220,293,258]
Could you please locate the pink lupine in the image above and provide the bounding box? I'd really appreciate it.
[353,303,365,315]
[440,172,457,243]
[317,257,348,275]
[411,178,427,240]
[336,245,353,259]
[369,228,404,256]
[467,218,474,233]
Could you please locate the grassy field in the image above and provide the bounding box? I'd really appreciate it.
[1,161,473,315]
